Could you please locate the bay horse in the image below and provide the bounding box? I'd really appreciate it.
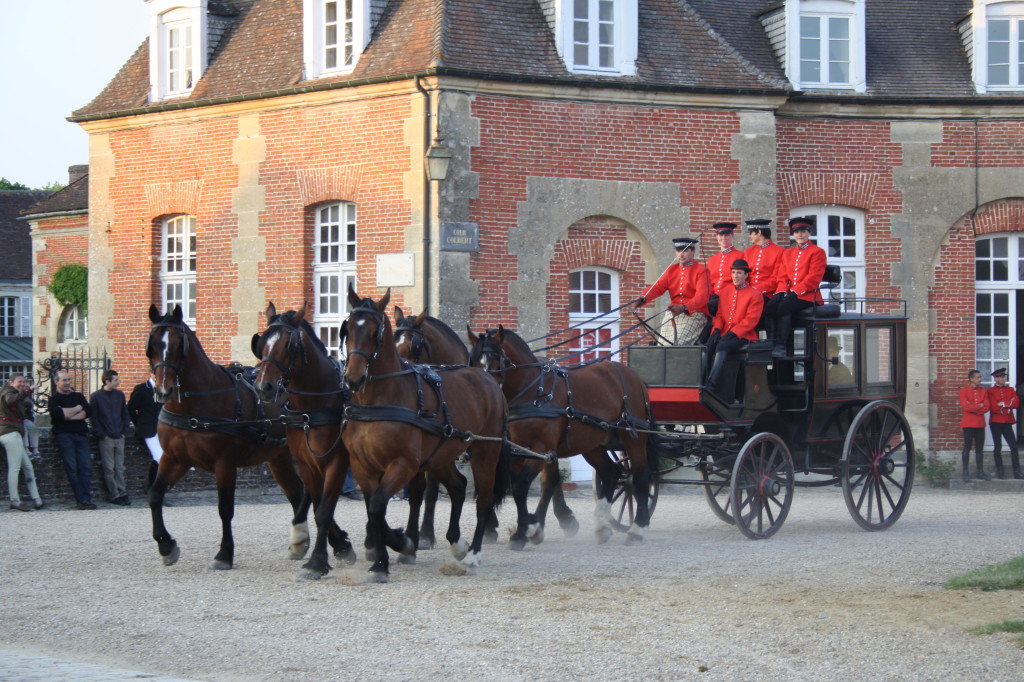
[393,306,501,548]
[145,304,353,569]
[343,286,511,581]
[249,302,365,579]
[467,325,656,547]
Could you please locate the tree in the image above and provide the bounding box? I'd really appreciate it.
[0,177,30,190]
[38,180,66,191]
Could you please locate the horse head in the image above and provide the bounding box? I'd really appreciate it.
[393,306,431,364]
[467,325,508,376]
[252,301,310,405]
[343,283,392,392]
[146,303,190,403]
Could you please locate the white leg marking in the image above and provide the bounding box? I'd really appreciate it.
[461,549,481,568]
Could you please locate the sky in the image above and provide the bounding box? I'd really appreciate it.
[0,1,150,189]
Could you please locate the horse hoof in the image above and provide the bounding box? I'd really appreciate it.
[335,547,358,566]
[450,538,469,561]
[299,569,326,581]
[625,533,644,546]
[418,537,435,550]
[561,517,580,538]
[400,536,416,556]
[595,527,613,545]
[527,526,545,546]
[363,548,375,562]
[368,568,389,584]
[398,554,417,565]
[288,539,310,560]
[461,550,481,568]
[508,537,527,552]
[161,544,180,567]
[209,559,233,570]
[287,549,308,560]
[483,531,499,545]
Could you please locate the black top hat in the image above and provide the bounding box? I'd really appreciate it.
[731,258,752,272]
[713,222,738,235]
[672,237,698,250]
[992,368,1008,378]
[745,219,771,231]
[788,216,815,233]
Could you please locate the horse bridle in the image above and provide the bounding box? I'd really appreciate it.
[344,305,387,374]
[474,331,514,382]
[255,317,307,399]
[148,321,191,384]
[395,323,431,363]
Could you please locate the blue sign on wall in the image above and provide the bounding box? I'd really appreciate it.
[441,222,478,252]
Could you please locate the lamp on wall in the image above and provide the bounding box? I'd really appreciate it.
[425,136,452,181]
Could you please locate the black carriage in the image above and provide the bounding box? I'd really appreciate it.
[622,297,915,539]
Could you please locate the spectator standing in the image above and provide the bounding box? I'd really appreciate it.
[959,369,989,482]
[2,374,44,511]
[90,369,132,505]
[20,381,40,459]
[987,367,1022,479]
[128,373,163,495]
[48,370,95,509]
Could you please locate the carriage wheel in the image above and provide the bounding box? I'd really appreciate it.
[596,451,660,533]
[841,401,915,531]
[729,433,794,539]
[700,453,737,525]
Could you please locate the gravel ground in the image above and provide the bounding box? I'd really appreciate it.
[1,484,1022,681]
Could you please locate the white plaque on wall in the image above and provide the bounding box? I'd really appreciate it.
[376,253,416,287]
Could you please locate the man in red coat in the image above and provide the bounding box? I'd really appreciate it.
[636,237,710,345]
[987,367,1022,479]
[742,218,784,301]
[707,223,743,317]
[705,259,763,403]
[959,369,990,481]
[764,217,827,358]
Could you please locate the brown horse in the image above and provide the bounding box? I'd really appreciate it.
[250,302,361,579]
[467,325,656,548]
[145,304,352,569]
[343,286,510,581]
[393,307,501,548]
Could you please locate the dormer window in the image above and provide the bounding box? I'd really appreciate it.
[554,0,637,76]
[783,0,865,92]
[971,1,1024,92]
[303,0,371,79]
[148,1,206,101]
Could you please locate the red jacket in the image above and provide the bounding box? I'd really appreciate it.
[774,242,827,304]
[987,384,1019,424]
[707,247,744,295]
[959,386,989,428]
[712,283,764,341]
[641,261,710,316]
[742,242,784,298]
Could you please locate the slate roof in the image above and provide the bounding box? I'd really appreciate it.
[19,174,89,219]
[71,0,997,121]
[0,190,52,281]
[0,337,32,363]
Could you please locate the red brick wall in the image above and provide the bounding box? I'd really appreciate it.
[35,215,89,354]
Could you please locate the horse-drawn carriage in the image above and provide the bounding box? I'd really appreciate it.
[619,299,916,539]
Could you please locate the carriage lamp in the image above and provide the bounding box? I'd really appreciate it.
[425,136,452,181]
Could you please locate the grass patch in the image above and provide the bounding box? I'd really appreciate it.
[967,620,1024,646]
[945,556,1024,591]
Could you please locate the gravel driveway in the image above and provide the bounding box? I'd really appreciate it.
[1,485,1022,681]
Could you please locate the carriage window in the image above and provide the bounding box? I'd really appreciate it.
[865,326,893,385]
[826,328,857,388]
[568,268,619,362]
[161,215,197,324]
[313,202,357,359]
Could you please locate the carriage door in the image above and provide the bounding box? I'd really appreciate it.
[975,234,1024,445]
[313,202,357,359]
[567,267,621,481]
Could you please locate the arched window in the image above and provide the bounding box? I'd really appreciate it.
[974,233,1024,380]
[792,205,865,309]
[568,267,620,362]
[161,215,197,324]
[312,201,357,359]
[58,305,87,343]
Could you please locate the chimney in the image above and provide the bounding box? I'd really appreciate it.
[68,165,88,185]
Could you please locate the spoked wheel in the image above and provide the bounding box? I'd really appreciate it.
[841,400,915,531]
[729,433,794,539]
[700,453,737,525]
[597,451,660,533]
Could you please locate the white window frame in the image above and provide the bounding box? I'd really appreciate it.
[568,267,620,362]
[312,202,358,359]
[974,234,1024,381]
[554,0,638,76]
[0,297,16,337]
[303,0,371,79]
[58,305,88,344]
[793,205,865,310]
[786,0,865,92]
[973,1,1024,92]
[161,215,197,324]
[148,1,206,101]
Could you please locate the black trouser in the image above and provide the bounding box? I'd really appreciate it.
[763,294,813,349]
[990,422,1021,475]
[706,334,748,402]
[698,296,720,344]
[961,427,985,475]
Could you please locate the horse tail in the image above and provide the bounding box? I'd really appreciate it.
[491,434,513,509]
[644,412,663,490]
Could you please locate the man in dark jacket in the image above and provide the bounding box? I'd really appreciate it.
[91,369,133,505]
[128,373,163,495]
[49,370,94,509]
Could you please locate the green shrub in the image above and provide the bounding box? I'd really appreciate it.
[48,264,88,313]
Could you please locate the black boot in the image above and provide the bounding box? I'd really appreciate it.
[961,450,970,482]
[994,453,1005,479]
[706,351,727,398]
[1010,449,1022,479]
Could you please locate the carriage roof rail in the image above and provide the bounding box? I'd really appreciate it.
[824,295,907,318]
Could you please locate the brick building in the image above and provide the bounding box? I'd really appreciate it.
[47,0,1024,458]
